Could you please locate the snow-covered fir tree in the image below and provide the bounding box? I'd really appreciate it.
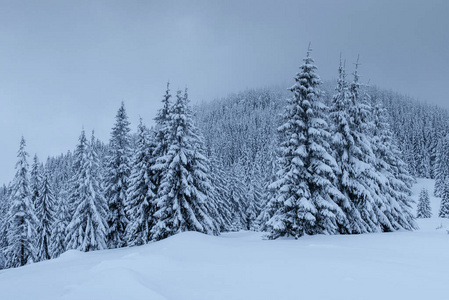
[153,82,172,187]
[208,151,233,231]
[125,119,157,246]
[416,188,432,218]
[188,108,227,233]
[50,193,69,258]
[6,137,37,268]
[151,89,220,241]
[46,151,73,208]
[104,102,132,248]
[439,179,449,218]
[67,135,88,218]
[434,135,449,197]
[329,58,387,234]
[244,165,264,231]
[227,163,248,231]
[48,155,72,258]
[30,154,42,209]
[35,168,56,261]
[255,148,279,232]
[370,101,417,230]
[267,48,344,239]
[65,131,109,252]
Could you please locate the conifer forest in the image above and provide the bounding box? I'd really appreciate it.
[1,48,449,270]
[1,2,449,299]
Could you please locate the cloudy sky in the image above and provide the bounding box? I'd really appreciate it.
[1,0,448,184]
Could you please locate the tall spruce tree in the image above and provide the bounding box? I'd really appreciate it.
[228,163,248,231]
[370,102,417,230]
[104,102,132,248]
[151,89,219,241]
[6,137,37,268]
[50,194,69,258]
[30,155,42,209]
[67,133,88,218]
[329,58,385,234]
[417,188,432,218]
[267,47,344,239]
[434,135,449,197]
[188,102,226,233]
[35,168,56,261]
[439,179,449,218]
[245,166,264,231]
[208,151,233,231]
[65,131,109,252]
[49,154,72,258]
[153,82,172,188]
[125,120,157,246]
[255,148,279,232]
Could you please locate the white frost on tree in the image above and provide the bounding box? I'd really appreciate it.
[370,102,417,230]
[267,47,344,239]
[6,137,37,268]
[125,119,157,246]
[434,135,449,197]
[65,131,109,252]
[417,188,432,218]
[439,179,449,218]
[50,193,70,258]
[153,82,172,190]
[35,168,56,261]
[30,154,42,210]
[104,102,132,248]
[151,89,220,241]
[329,58,387,234]
[208,151,233,231]
[227,163,248,231]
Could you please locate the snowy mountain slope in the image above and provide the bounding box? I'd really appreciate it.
[1,180,448,300]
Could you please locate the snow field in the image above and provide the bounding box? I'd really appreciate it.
[0,178,448,300]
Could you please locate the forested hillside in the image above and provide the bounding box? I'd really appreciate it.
[1,51,449,270]
[197,84,449,185]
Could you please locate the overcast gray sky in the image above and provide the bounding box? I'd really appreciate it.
[1,0,448,184]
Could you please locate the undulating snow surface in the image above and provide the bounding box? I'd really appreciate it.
[0,178,448,300]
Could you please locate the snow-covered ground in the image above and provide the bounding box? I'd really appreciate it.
[1,178,448,300]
